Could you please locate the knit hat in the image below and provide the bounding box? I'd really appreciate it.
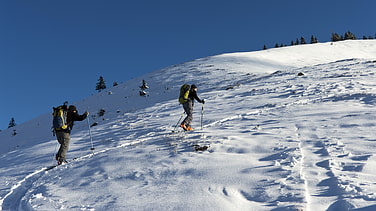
[191,84,197,89]
[68,105,77,112]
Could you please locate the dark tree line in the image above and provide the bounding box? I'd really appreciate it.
[95,76,119,92]
[333,32,375,41]
[264,31,375,50]
[265,34,319,49]
[331,31,357,42]
[94,76,150,97]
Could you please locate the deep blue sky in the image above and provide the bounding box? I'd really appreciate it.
[1,0,375,130]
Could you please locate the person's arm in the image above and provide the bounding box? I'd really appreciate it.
[72,111,88,121]
[192,91,204,104]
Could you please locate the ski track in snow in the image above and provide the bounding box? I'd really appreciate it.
[197,58,376,210]
[2,42,376,210]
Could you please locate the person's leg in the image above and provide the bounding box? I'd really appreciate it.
[56,131,70,162]
[181,102,193,128]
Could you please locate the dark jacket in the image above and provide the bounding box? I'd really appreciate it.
[65,106,88,132]
[188,89,204,104]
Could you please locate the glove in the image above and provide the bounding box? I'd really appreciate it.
[202,99,205,104]
[84,111,90,116]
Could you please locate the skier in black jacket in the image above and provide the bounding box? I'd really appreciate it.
[55,105,88,165]
[180,84,205,131]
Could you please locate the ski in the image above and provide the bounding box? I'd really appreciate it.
[171,128,200,134]
[45,162,68,171]
[171,130,188,134]
[45,165,58,171]
[45,157,80,171]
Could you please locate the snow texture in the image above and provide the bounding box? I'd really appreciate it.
[1,40,376,210]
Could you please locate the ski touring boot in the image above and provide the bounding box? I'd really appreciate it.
[180,123,188,131]
[57,159,68,165]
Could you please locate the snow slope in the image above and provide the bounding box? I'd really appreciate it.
[1,40,376,211]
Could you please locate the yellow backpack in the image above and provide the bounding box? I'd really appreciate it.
[52,105,68,130]
[179,84,190,104]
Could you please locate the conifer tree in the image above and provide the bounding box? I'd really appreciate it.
[8,117,16,128]
[139,90,146,96]
[300,37,306,44]
[139,80,149,97]
[96,76,106,92]
[331,33,342,42]
[140,80,149,90]
[310,35,318,44]
[344,31,356,40]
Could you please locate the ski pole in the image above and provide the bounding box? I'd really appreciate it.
[53,142,59,163]
[173,112,185,132]
[201,103,204,130]
[87,116,95,152]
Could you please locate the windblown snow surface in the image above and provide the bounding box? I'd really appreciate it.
[1,40,376,211]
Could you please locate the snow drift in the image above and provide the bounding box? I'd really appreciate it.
[1,40,376,211]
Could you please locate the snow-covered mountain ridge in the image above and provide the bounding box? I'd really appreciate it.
[1,40,376,210]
